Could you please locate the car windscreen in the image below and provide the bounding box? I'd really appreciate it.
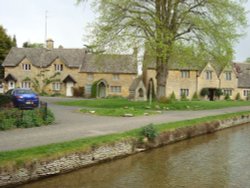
[15,90,34,94]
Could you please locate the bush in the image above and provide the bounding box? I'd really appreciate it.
[158,96,168,103]
[235,93,241,100]
[200,88,209,97]
[224,93,231,100]
[192,92,199,101]
[140,124,158,140]
[0,94,12,107]
[73,87,84,97]
[169,92,176,101]
[215,89,223,98]
[0,108,55,131]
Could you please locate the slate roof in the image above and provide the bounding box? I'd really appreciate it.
[80,54,137,74]
[143,55,236,77]
[2,47,86,68]
[3,47,137,74]
[234,63,250,88]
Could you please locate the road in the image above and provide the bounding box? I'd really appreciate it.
[0,96,249,151]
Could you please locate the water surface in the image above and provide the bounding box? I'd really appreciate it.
[19,123,250,188]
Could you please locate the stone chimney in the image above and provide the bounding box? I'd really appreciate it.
[46,38,54,49]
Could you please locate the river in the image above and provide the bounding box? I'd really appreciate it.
[19,123,250,188]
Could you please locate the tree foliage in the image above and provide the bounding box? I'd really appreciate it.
[79,0,247,99]
[22,41,44,48]
[0,25,16,78]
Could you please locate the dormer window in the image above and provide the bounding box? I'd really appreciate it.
[225,71,232,80]
[22,64,31,71]
[55,64,63,72]
[206,71,212,80]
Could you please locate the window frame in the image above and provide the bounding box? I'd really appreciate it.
[52,82,61,91]
[110,86,121,93]
[205,71,212,80]
[180,70,190,78]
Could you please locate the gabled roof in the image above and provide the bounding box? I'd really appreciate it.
[80,54,137,74]
[4,74,17,82]
[2,47,86,68]
[62,75,77,83]
[234,63,250,88]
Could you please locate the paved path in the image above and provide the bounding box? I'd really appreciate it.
[0,97,250,151]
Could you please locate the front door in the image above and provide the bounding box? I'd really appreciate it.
[98,82,106,98]
[8,81,15,90]
[66,81,74,97]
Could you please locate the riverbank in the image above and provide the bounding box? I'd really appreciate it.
[1,111,250,187]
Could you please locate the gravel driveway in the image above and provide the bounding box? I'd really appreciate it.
[0,96,249,151]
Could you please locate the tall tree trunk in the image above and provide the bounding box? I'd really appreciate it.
[156,57,168,99]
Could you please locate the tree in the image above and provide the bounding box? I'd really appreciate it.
[78,0,247,99]
[23,41,43,48]
[245,57,250,63]
[0,25,16,79]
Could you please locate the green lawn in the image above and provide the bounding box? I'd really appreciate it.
[57,99,250,116]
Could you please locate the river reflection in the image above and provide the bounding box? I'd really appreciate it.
[19,124,250,188]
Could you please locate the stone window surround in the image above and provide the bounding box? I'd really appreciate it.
[205,70,213,80]
[21,81,31,89]
[111,86,121,93]
[180,70,190,78]
[225,71,232,81]
[223,88,233,96]
[22,64,31,71]
[52,82,61,91]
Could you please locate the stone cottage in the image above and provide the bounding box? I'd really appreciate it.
[2,39,139,98]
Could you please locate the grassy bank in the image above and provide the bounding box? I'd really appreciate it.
[0,110,250,168]
[57,99,250,116]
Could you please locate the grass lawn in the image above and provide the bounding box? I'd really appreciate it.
[57,99,250,116]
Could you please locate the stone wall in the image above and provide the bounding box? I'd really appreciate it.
[1,114,250,188]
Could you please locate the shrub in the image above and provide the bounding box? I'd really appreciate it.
[192,92,199,101]
[200,88,209,97]
[235,93,241,100]
[169,92,176,101]
[0,108,55,131]
[158,96,168,103]
[140,124,158,140]
[73,87,84,97]
[215,89,223,98]
[224,93,231,100]
[0,95,12,107]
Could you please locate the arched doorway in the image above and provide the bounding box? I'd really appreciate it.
[96,80,108,98]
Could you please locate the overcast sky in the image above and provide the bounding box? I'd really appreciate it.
[1,0,250,62]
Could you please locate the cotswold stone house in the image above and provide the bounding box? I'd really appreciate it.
[143,59,249,100]
[2,40,139,98]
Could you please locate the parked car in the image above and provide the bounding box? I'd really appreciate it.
[5,88,39,109]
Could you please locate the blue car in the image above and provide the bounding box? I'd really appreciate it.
[5,88,39,109]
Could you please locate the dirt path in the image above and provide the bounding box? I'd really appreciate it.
[0,97,249,151]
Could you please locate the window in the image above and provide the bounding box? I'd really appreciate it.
[113,74,120,81]
[54,64,63,72]
[181,70,190,78]
[206,71,212,80]
[243,90,250,97]
[111,86,121,93]
[223,89,232,96]
[22,64,31,71]
[225,72,232,80]
[52,82,61,91]
[21,81,31,89]
[87,73,94,81]
[180,89,189,97]
[85,84,92,95]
